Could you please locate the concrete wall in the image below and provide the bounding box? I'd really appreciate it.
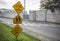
[29,11,35,20]
[29,9,60,23]
[47,10,60,23]
[36,10,45,21]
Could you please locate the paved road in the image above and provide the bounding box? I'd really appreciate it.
[0,18,60,41]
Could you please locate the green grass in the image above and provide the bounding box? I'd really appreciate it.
[0,23,41,41]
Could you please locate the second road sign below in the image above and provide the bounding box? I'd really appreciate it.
[13,1,24,14]
[13,15,22,24]
[11,24,22,37]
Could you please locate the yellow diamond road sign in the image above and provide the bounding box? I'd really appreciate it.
[13,15,22,24]
[11,25,22,37]
[13,1,24,14]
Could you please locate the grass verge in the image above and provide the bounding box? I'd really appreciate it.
[0,23,41,41]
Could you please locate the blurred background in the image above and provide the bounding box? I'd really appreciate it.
[0,0,60,41]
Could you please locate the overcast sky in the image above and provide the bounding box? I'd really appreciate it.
[0,0,40,11]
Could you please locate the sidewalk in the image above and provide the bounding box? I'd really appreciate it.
[23,19,60,25]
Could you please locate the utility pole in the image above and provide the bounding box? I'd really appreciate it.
[23,0,26,19]
[24,0,26,11]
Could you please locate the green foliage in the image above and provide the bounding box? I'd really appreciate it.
[40,0,60,12]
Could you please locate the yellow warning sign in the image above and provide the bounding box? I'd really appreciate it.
[13,15,22,24]
[11,25,22,37]
[13,1,24,14]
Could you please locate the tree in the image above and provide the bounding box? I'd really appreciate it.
[40,0,60,12]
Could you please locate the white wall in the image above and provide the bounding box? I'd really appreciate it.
[29,9,60,23]
[47,10,60,23]
[29,11,35,20]
[36,10,45,21]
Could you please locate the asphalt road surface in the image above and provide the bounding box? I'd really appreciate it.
[0,17,60,41]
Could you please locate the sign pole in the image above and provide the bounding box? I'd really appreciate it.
[11,1,24,41]
[16,36,18,41]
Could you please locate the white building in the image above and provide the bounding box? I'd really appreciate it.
[0,8,23,19]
